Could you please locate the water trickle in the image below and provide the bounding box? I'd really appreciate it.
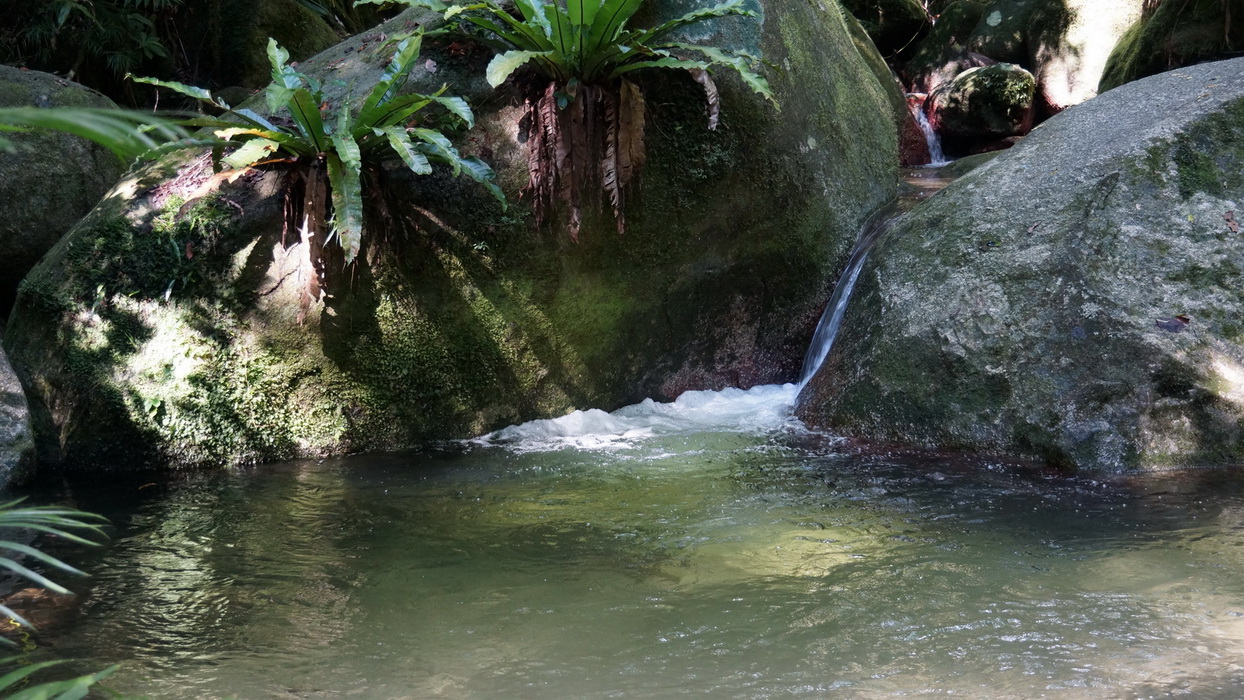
[913,105,949,167]
[797,203,901,388]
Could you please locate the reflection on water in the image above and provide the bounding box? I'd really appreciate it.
[31,393,1244,698]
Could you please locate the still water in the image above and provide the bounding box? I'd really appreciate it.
[35,385,1244,698]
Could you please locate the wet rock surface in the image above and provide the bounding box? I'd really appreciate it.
[798,57,1244,472]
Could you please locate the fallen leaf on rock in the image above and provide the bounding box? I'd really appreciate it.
[1155,315,1191,333]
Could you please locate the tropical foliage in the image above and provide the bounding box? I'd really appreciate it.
[0,499,114,698]
[0,107,188,164]
[133,35,503,318]
[366,0,777,238]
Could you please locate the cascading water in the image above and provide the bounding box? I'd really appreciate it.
[913,105,950,167]
[796,203,900,389]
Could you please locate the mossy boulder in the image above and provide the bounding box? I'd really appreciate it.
[796,57,1244,472]
[1099,0,1244,93]
[925,62,1035,155]
[842,10,931,166]
[4,3,898,473]
[1026,0,1143,116]
[0,66,124,319]
[966,0,1038,64]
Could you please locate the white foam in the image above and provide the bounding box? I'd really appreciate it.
[474,383,802,453]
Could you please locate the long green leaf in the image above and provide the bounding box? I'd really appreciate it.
[609,56,706,76]
[632,0,750,44]
[664,43,778,105]
[376,127,432,175]
[288,89,328,153]
[486,50,553,87]
[326,131,364,262]
[266,38,305,113]
[585,0,645,59]
[7,664,118,700]
[433,96,475,129]
[361,34,425,118]
[513,0,554,40]
[357,94,434,133]
[222,138,280,169]
[0,661,66,693]
[128,74,217,106]
[459,156,506,206]
[412,128,460,174]
[0,107,189,164]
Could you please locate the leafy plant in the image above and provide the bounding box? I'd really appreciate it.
[1,0,182,99]
[132,34,503,318]
[0,499,115,698]
[0,107,189,164]
[366,0,778,238]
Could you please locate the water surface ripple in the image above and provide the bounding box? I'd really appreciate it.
[39,387,1244,698]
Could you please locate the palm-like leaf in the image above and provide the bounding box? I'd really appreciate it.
[0,107,188,164]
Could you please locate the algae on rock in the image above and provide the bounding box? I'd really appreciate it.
[5,2,898,472]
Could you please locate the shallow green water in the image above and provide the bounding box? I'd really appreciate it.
[32,386,1244,698]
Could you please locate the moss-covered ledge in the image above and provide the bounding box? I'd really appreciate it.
[5,0,898,473]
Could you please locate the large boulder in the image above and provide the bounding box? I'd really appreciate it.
[4,3,898,471]
[966,0,1038,64]
[0,345,33,485]
[1099,0,1244,93]
[0,66,125,319]
[925,62,1035,155]
[1026,0,1143,116]
[796,57,1244,472]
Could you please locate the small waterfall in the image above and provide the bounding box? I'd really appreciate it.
[912,106,949,167]
[797,203,902,388]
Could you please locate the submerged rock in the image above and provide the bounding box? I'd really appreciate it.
[797,57,1244,472]
[0,66,124,319]
[4,3,898,472]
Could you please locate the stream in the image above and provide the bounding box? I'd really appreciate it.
[29,383,1244,698]
[21,169,1244,698]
